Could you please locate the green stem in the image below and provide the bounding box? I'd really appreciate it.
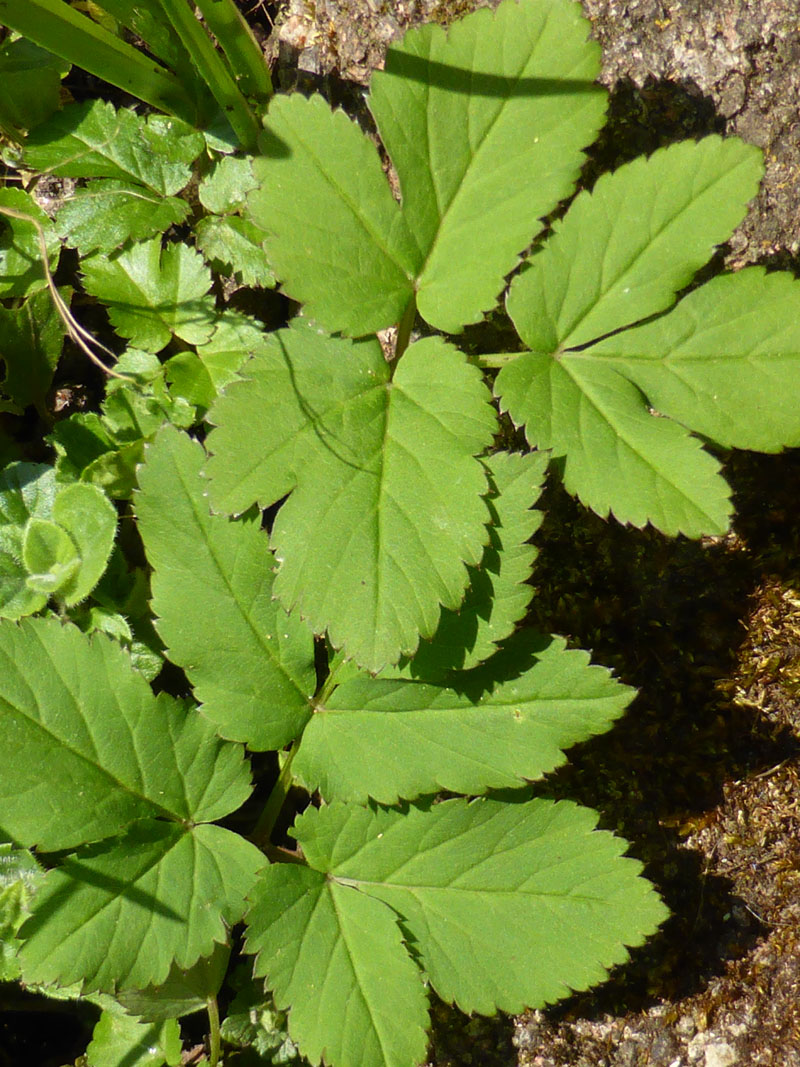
[394,293,417,361]
[206,995,221,1067]
[251,742,299,848]
[475,352,521,368]
[193,0,272,105]
[155,0,261,149]
[0,0,204,126]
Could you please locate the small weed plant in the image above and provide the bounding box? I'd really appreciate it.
[1,0,800,1064]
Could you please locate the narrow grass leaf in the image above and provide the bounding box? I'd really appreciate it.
[245,864,429,1067]
[135,426,316,749]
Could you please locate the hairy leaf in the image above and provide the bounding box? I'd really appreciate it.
[82,238,216,351]
[245,864,429,1067]
[23,100,204,195]
[206,325,496,671]
[136,426,316,749]
[246,0,606,336]
[292,798,668,1015]
[0,617,252,850]
[294,633,633,803]
[18,821,263,991]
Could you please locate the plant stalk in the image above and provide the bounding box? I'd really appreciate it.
[251,741,299,848]
[394,293,418,361]
[206,995,221,1067]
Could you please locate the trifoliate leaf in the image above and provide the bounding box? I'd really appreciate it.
[245,864,429,1067]
[57,179,190,255]
[0,287,66,416]
[0,187,60,298]
[195,214,275,287]
[0,617,253,850]
[206,326,497,672]
[87,1007,181,1067]
[18,821,263,992]
[398,450,549,676]
[294,633,633,803]
[135,426,316,749]
[507,137,763,351]
[292,798,668,1015]
[23,100,204,195]
[81,238,216,351]
[589,268,800,452]
[246,0,606,336]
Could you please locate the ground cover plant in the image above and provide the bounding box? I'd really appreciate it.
[2,0,800,1064]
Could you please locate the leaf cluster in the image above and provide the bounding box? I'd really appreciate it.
[1,0,799,1065]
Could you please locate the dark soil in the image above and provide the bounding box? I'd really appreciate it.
[252,1,800,1065]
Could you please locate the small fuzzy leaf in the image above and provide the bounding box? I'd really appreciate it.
[0,843,43,982]
[22,517,80,595]
[135,426,316,749]
[81,238,216,351]
[57,179,190,255]
[294,633,633,803]
[293,799,668,1015]
[51,482,118,606]
[369,0,607,333]
[194,214,275,287]
[198,155,259,214]
[23,100,204,195]
[0,187,60,298]
[507,137,763,350]
[206,326,497,671]
[0,617,252,850]
[495,350,730,536]
[245,864,429,1067]
[400,450,549,676]
[18,821,263,992]
[589,268,800,451]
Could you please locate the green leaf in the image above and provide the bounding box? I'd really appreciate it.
[82,238,216,351]
[0,37,69,134]
[0,843,43,982]
[57,179,190,255]
[50,481,118,606]
[245,864,430,1067]
[206,326,497,671]
[246,0,606,335]
[117,943,230,1022]
[588,268,800,452]
[22,517,80,595]
[18,820,263,992]
[199,155,259,214]
[23,100,204,195]
[135,425,317,749]
[369,0,607,334]
[399,450,549,676]
[0,463,58,619]
[294,633,633,803]
[87,1006,181,1067]
[0,187,60,298]
[0,287,66,416]
[195,214,275,287]
[0,616,253,850]
[507,137,763,351]
[291,798,668,1014]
